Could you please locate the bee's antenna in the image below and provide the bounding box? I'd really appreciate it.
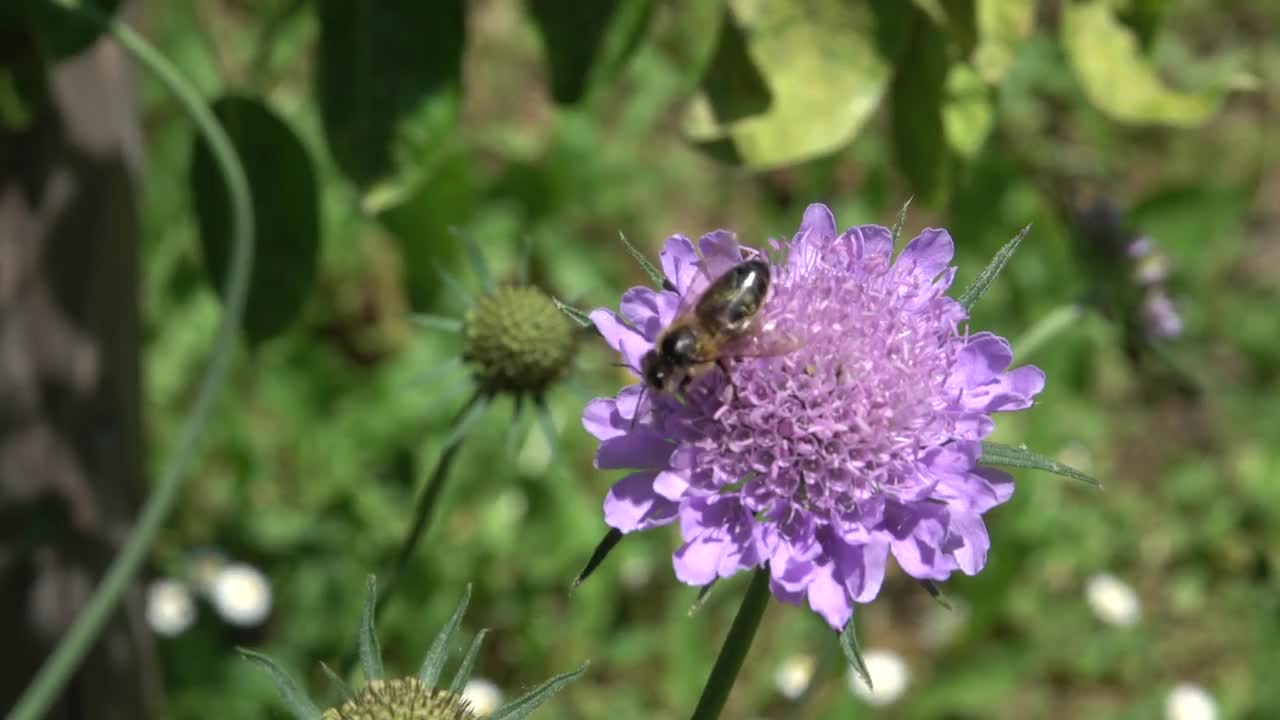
[629,383,648,432]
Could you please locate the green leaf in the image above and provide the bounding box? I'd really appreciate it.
[890,197,913,246]
[652,0,723,94]
[527,0,652,104]
[358,575,384,682]
[419,583,472,687]
[448,628,489,694]
[22,0,120,61]
[972,0,1034,84]
[191,95,320,345]
[840,617,873,691]
[490,663,589,720]
[890,8,950,204]
[0,52,48,132]
[980,441,1102,488]
[957,224,1030,311]
[942,63,994,158]
[239,649,323,720]
[694,6,772,126]
[572,528,624,589]
[1061,0,1218,127]
[315,0,464,192]
[684,0,893,170]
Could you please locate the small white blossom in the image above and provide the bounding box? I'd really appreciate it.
[210,562,273,627]
[847,649,911,706]
[145,578,196,637]
[1165,683,1218,720]
[462,677,503,717]
[1085,573,1141,627]
[773,653,817,700]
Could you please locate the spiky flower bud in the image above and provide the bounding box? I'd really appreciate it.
[322,678,476,720]
[463,286,574,396]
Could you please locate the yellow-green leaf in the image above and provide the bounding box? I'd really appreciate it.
[1061,0,1218,127]
[943,63,994,158]
[684,0,893,170]
[973,0,1034,84]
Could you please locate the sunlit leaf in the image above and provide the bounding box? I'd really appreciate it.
[943,63,994,158]
[1061,0,1218,127]
[692,6,771,126]
[191,95,320,345]
[684,0,893,170]
[973,0,1034,84]
[652,0,723,93]
[315,0,464,194]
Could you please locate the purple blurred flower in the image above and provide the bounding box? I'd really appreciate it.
[583,205,1045,629]
[1140,288,1184,339]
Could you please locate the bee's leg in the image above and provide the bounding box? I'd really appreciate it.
[716,358,738,402]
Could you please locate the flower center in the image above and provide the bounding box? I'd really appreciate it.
[323,677,477,720]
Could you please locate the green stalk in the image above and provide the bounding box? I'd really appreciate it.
[689,567,772,720]
[1011,303,1086,364]
[10,2,254,718]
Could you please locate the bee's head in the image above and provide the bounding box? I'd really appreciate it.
[641,349,680,393]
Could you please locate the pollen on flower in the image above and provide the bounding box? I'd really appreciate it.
[322,677,477,720]
[464,286,575,396]
[583,204,1046,630]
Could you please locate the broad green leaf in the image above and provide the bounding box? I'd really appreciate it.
[1061,0,1218,127]
[973,0,1034,84]
[358,575,384,682]
[890,9,950,204]
[684,0,893,170]
[239,649,323,720]
[22,0,120,61]
[957,225,1029,310]
[980,441,1102,488]
[942,63,994,158]
[528,0,652,105]
[315,0,464,194]
[191,95,320,345]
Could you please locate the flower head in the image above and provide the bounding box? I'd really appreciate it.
[323,677,476,720]
[464,286,575,397]
[583,204,1045,629]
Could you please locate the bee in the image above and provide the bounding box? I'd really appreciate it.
[640,258,793,395]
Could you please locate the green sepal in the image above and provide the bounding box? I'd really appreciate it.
[419,583,472,687]
[358,575,384,682]
[891,197,913,246]
[552,296,594,328]
[839,616,873,691]
[319,661,354,703]
[448,628,489,694]
[619,231,666,289]
[981,441,1102,488]
[489,663,589,720]
[238,648,323,720]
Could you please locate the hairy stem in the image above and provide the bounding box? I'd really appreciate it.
[689,567,772,720]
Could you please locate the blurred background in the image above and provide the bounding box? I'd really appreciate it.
[2,0,1276,718]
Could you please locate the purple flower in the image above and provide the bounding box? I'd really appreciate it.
[582,205,1045,630]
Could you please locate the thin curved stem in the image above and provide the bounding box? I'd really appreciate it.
[689,567,772,720]
[10,2,254,719]
[1011,302,1086,364]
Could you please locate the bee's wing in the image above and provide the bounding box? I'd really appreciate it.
[721,326,803,360]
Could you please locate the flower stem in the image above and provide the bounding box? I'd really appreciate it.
[1012,303,1086,364]
[377,392,488,612]
[10,2,254,719]
[689,567,772,720]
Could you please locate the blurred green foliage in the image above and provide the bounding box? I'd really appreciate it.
[14,0,1276,717]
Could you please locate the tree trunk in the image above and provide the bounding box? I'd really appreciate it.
[0,23,160,720]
